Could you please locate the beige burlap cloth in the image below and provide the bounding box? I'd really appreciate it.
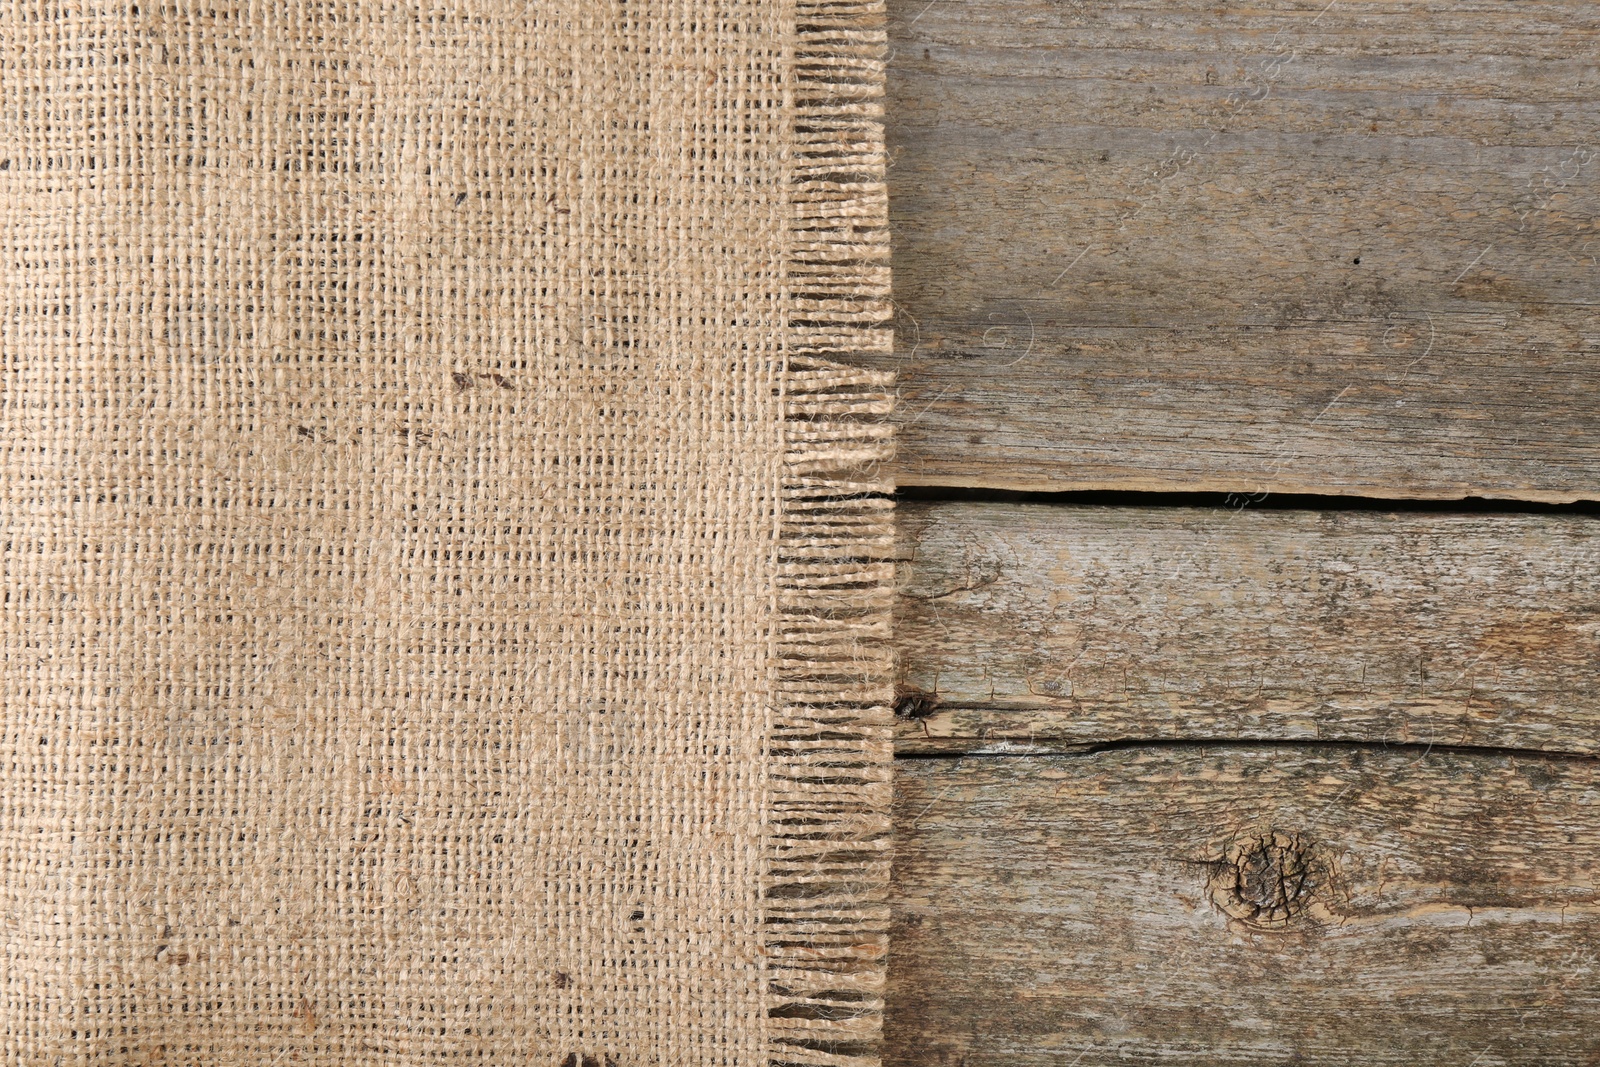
[0,1,892,1062]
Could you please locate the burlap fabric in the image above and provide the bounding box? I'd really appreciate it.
[0,1,892,1062]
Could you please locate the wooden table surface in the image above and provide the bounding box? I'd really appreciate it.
[878,1,1600,1062]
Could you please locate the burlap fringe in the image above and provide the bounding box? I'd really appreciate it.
[767,0,895,1062]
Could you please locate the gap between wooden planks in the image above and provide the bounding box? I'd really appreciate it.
[885,501,1600,1061]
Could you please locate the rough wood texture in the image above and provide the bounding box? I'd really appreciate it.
[890,745,1600,1066]
[879,0,1600,501]
[894,502,1600,754]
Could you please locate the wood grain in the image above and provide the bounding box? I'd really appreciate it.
[890,745,1600,1066]
[893,502,1600,754]
[879,0,1600,500]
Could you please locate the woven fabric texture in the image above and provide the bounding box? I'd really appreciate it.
[0,1,892,1062]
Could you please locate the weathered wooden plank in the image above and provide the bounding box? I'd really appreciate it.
[894,502,1600,754]
[890,745,1600,1066]
[879,0,1600,500]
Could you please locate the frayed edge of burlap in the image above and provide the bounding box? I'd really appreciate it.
[766,0,895,1063]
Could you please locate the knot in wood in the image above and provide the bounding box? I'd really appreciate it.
[1208,830,1321,929]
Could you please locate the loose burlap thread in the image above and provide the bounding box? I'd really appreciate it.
[0,0,893,1062]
